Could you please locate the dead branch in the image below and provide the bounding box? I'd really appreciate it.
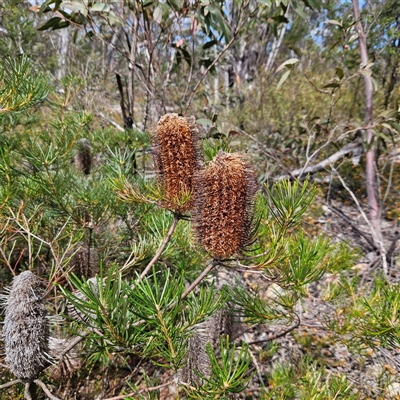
[34,380,61,400]
[328,205,376,251]
[276,141,362,180]
[0,379,21,389]
[103,382,172,400]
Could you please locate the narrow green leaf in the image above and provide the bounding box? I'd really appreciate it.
[196,118,213,127]
[37,17,62,31]
[154,6,162,24]
[91,3,111,12]
[276,69,291,89]
[324,19,342,27]
[276,58,299,72]
[335,67,344,80]
[293,4,307,19]
[323,82,340,89]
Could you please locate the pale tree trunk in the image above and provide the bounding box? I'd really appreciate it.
[105,30,121,72]
[352,0,387,272]
[265,10,288,72]
[214,47,219,103]
[105,2,124,73]
[56,29,69,80]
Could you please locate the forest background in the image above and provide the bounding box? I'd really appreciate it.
[1,0,400,399]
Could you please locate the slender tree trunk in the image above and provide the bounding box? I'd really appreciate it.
[56,29,69,80]
[352,0,381,239]
[265,9,288,72]
[265,25,286,72]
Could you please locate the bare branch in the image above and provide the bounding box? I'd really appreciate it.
[180,259,218,302]
[139,214,179,280]
[103,382,172,400]
[277,141,363,180]
[245,314,300,345]
[332,167,388,275]
[0,379,20,389]
[34,380,61,400]
[95,112,125,132]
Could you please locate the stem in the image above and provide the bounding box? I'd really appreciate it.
[103,382,172,400]
[180,259,218,302]
[0,379,20,389]
[58,332,89,358]
[34,380,61,400]
[184,35,236,113]
[139,214,179,280]
[24,382,37,400]
[333,167,388,275]
[245,314,300,345]
[156,306,176,360]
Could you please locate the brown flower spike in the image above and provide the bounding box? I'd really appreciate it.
[193,151,258,260]
[153,113,201,213]
[2,271,50,382]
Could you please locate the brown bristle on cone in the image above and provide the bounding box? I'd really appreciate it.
[153,113,201,213]
[2,271,50,383]
[193,151,257,260]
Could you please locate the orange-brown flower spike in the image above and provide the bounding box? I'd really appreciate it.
[153,113,201,214]
[193,151,258,260]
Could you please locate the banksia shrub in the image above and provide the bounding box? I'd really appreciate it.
[193,151,257,260]
[1,271,50,382]
[153,113,201,213]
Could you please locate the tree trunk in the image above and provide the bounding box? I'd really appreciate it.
[352,0,381,238]
[56,29,69,80]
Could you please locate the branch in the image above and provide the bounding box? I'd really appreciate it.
[328,205,375,251]
[277,141,362,180]
[96,111,125,132]
[103,382,172,400]
[139,214,179,279]
[227,124,294,177]
[24,383,34,400]
[58,332,89,358]
[0,379,20,389]
[179,259,218,302]
[183,0,250,112]
[352,0,380,237]
[332,167,388,275]
[245,314,300,345]
[184,35,236,112]
[34,380,61,400]
[116,74,133,129]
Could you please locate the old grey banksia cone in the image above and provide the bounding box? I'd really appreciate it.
[2,270,50,382]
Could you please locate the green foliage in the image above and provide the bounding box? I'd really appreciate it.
[2,0,400,398]
[264,357,359,399]
[0,55,49,115]
[183,337,253,399]
[62,265,229,371]
[326,275,400,349]
[265,179,317,231]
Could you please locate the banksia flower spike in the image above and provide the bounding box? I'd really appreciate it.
[73,138,92,175]
[193,151,258,260]
[153,113,201,214]
[1,271,50,382]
